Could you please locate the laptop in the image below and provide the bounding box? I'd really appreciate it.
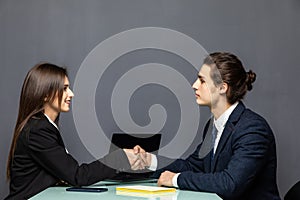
[108,133,162,182]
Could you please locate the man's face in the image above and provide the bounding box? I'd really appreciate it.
[192,64,219,108]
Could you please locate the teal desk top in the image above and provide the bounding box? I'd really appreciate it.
[30,180,222,200]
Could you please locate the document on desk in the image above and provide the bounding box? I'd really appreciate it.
[116,185,176,194]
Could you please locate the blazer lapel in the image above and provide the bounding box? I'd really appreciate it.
[198,118,215,172]
[211,102,246,171]
[41,114,66,147]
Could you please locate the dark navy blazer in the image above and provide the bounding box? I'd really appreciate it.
[155,102,281,200]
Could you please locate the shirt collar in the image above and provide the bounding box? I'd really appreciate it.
[44,113,59,130]
[214,102,239,132]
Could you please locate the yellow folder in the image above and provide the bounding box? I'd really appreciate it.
[116,185,176,194]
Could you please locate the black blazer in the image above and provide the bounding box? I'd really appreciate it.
[154,102,281,200]
[5,113,130,199]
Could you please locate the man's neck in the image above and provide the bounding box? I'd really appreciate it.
[211,99,232,120]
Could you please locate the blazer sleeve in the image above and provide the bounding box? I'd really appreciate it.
[27,120,130,186]
[151,137,206,178]
[152,120,211,178]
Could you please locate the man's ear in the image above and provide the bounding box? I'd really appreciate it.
[219,82,228,94]
[44,95,50,102]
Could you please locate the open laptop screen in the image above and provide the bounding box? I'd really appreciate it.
[107,133,162,182]
[109,133,161,154]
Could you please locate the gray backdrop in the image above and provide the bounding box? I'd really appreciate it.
[1,0,299,198]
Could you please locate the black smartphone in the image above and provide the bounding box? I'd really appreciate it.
[66,187,108,193]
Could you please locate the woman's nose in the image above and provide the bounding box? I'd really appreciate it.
[69,89,74,97]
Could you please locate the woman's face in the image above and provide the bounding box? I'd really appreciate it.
[192,64,219,108]
[44,76,74,118]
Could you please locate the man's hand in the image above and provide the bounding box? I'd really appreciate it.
[133,145,152,168]
[123,149,142,170]
[157,171,176,187]
[133,145,145,154]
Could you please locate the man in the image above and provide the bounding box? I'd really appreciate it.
[132,52,281,200]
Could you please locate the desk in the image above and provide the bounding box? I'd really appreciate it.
[30,180,222,200]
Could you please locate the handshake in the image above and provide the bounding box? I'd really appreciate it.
[123,145,177,187]
[123,145,152,170]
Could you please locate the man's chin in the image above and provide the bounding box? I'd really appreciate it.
[196,100,207,106]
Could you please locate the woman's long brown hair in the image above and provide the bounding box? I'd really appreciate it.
[6,63,67,180]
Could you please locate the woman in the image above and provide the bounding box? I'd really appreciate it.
[135,52,281,199]
[5,63,137,199]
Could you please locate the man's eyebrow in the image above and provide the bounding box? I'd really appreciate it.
[198,74,205,79]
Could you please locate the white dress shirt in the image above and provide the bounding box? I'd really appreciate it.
[213,102,238,154]
[44,113,59,130]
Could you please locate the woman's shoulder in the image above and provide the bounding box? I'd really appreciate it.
[27,113,50,128]
[22,114,61,146]
[24,113,58,137]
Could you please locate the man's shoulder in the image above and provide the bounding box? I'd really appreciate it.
[241,108,269,125]
[233,108,274,139]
